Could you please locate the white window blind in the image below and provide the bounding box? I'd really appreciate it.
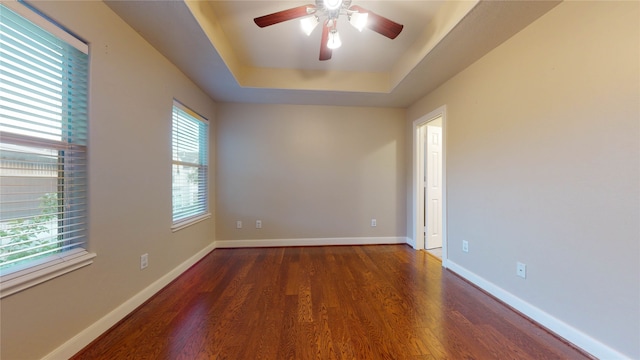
[172,101,208,227]
[0,2,89,279]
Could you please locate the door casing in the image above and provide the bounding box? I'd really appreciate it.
[412,106,448,266]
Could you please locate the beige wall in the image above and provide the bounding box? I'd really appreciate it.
[0,2,216,359]
[407,1,639,358]
[3,0,638,359]
[216,103,406,241]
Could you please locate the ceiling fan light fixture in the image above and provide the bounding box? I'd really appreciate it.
[327,29,342,49]
[349,11,368,32]
[254,2,403,61]
[323,0,343,11]
[300,16,319,36]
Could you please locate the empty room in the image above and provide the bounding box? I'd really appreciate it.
[0,0,638,359]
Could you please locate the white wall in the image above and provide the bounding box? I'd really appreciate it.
[0,2,216,359]
[216,103,406,244]
[407,1,639,358]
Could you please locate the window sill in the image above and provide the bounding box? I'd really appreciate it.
[172,213,211,232]
[0,249,96,298]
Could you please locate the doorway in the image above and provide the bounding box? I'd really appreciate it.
[412,106,447,264]
[425,118,442,250]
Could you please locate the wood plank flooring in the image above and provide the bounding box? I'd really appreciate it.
[73,245,592,359]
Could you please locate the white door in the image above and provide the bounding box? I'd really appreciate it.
[425,124,442,249]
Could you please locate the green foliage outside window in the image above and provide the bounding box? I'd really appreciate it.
[0,193,60,267]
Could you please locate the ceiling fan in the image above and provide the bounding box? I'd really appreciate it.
[254,0,403,61]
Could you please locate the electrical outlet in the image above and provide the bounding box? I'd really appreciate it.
[256,220,262,229]
[462,240,469,253]
[236,220,242,229]
[140,253,148,270]
[517,262,526,279]
[371,219,377,227]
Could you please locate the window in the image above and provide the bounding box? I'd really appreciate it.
[0,1,94,297]
[171,100,209,230]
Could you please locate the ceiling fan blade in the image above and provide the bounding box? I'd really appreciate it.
[349,5,404,39]
[319,20,332,61]
[254,5,315,28]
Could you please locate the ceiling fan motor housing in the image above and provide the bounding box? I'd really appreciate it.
[315,0,353,20]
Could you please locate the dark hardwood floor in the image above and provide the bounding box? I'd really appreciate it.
[73,245,592,359]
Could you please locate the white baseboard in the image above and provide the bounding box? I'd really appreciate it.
[406,236,417,249]
[446,260,630,360]
[215,236,408,248]
[42,243,216,360]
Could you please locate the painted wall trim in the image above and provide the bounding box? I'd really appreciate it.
[215,237,409,248]
[405,236,417,249]
[1,249,96,299]
[411,105,448,255]
[446,261,631,360]
[42,243,217,360]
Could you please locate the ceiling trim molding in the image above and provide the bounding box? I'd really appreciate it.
[106,0,562,107]
[184,0,476,94]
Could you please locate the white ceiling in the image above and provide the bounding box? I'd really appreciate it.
[105,0,560,108]
[209,1,443,72]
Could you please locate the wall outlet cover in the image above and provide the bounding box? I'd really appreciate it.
[140,253,148,270]
[517,262,527,279]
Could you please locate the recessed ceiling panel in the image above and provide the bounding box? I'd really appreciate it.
[106,0,561,107]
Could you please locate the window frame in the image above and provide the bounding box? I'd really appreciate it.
[171,100,210,231]
[0,0,94,298]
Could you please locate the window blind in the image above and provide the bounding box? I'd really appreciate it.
[0,3,88,271]
[172,101,208,225]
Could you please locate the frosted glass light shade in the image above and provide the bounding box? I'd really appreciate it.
[327,30,342,49]
[349,12,368,32]
[300,16,319,36]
